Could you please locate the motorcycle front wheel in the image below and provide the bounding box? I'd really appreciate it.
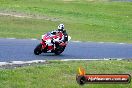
[34,43,42,55]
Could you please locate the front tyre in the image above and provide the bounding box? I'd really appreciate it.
[34,44,42,55]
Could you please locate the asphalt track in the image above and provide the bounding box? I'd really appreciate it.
[0,38,132,62]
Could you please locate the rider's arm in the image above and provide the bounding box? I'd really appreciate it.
[63,30,68,42]
[51,30,58,35]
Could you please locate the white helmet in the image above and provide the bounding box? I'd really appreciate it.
[58,24,64,31]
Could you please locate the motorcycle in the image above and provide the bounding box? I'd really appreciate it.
[34,32,71,55]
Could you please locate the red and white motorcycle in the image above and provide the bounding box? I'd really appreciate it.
[34,32,71,55]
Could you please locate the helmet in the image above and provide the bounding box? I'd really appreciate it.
[58,24,64,31]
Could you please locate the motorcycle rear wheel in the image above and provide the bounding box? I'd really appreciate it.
[54,46,65,55]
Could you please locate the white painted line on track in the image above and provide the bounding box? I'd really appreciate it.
[0,58,124,67]
[26,60,46,63]
[99,42,105,44]
[61,59,109,61]
[0,60,46,66]
[0,62,9,66]
[6,38,16,39]
[61,58,123,61]
[72,41,82,43]
[31,38,37,40]
[119,43,125,45]
[11,61,26,65]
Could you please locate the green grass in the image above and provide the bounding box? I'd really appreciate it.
[0,15,59,39]
[0,0,132,43]
[0,60,132,88]
[0,0,132,42]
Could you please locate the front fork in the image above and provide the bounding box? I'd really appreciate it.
[41,39,47,49]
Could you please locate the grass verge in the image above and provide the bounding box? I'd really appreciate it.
[0,60,132,88]
[0,0,132,43]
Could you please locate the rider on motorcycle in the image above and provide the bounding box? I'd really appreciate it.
[50,24,68,49]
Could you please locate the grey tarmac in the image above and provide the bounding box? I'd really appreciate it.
[0,38,132,62]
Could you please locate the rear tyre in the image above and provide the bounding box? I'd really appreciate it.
[34,44,42,55]
[54,46,65,55]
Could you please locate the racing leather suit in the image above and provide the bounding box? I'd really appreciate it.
[50,29,68,48]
